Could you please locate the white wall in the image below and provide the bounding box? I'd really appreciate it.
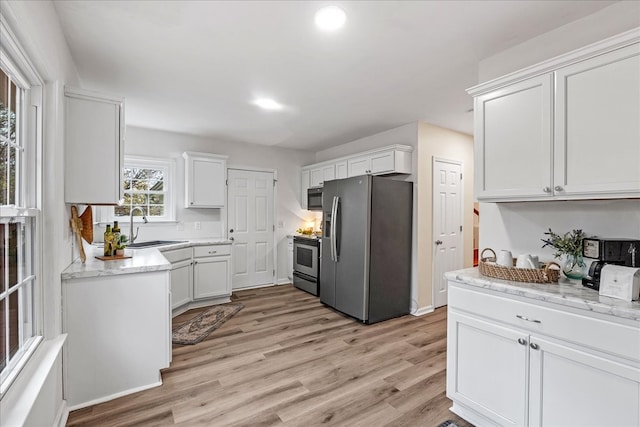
[478,1,640,82]
[1,1,80,425]
[118,126,316,283]
[480,200,640,263]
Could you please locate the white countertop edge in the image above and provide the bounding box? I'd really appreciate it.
[62,238,232,280]
[445,268,640,322]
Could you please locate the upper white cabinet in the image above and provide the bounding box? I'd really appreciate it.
[300,169,310,210]
[335,161,348,179]
[554,44,640,197]
[65,87,124,204]
[469,30,640,201]
[309,164,335,187]
[183,152,227,208]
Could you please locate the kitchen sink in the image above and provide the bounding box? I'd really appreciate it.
[126,240,187,248]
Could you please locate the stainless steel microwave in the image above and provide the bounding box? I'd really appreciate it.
[307,187,323,211]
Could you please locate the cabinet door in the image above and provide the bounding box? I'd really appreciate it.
[475,75,553,200]
[369,151,395,174]
[186,156,225,207]
[321,164,336,184]
[554,44,640,197]
[300,169,310,209]
[65,90,123,204]
[309,167,324,187]
[193,257,230,299]
[528,336,640,427]
[347,156,371,177]
[335,161,348,179]
[170,260,192,309]
[447,311,528,426]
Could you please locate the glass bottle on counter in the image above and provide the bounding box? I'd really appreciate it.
[104,224,114,257]
[112,221,121,255]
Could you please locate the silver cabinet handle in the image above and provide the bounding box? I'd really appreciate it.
[435,240,443,245]
[530,343,539,350]
[230,237,234,241]
[517,338,527,346]
[516,315,541,324]
[229,229,234,233]
[543,187,551,193]
[554,186,564,192]
[208,250,217,254]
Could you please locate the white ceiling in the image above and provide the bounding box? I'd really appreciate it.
[53,1,615,152]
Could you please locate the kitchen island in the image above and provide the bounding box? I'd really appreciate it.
[445,268,640,427]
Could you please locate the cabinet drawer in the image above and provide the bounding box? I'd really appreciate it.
[194,244,231,258]
[163,247,192,263]
[449,283,640,362]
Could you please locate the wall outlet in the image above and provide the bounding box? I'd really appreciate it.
[194,221,201,230]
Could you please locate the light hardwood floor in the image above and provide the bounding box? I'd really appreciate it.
[67,285,472,427]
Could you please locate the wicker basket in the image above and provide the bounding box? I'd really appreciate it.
[478,248,561,284]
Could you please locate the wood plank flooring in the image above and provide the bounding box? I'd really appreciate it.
[67,285,472,427]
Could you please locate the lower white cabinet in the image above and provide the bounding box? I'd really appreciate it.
[62,271,171,409]
[164,243,232,316]
[447,281,640,427]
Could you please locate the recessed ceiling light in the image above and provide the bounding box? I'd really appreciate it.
[253,98,283,111]
[315,6,346,31]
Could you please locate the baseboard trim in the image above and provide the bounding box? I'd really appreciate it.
[55,400,68,427]
[67,380,163,412]
[412,305,435,317]
[277,278,291,285]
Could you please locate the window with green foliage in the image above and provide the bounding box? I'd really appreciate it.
[0,44,42,394]
[113,157,174,221]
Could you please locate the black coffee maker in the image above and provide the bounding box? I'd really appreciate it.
[582,238,640,290]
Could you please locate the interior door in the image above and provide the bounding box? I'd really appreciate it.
[433,158,463,308]
[227,169,274,289]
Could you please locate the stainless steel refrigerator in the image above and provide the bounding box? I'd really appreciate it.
[320,175,412,324]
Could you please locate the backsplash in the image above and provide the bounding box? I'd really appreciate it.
[479,199,640,263]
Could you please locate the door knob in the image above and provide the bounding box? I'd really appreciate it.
[517,338,527,346]
[435,240,443,245]
[530,342,539,350]
[543,187,551,193]
[554,186,564,192]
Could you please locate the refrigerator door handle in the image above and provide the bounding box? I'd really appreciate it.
[334,196,340,261]
[331,195,338,262]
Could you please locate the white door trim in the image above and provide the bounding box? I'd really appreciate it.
[227,166,278,285]
[431,156,464,308]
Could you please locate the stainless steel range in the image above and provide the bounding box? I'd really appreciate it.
[293,236,320,296]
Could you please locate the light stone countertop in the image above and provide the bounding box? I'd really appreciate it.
[445,267,640,321]
[62,238,233,280]
[445,268,640,322]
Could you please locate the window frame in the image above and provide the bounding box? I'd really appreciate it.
[99,156,176,224]
[0,15,44,397]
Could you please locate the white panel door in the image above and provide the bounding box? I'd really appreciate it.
[433,158,463,308]
[228,169,274,289]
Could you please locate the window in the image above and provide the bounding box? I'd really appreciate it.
[112,156,175,222]
[0,34,42,393]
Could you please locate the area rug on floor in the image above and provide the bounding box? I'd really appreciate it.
[437,421,460,427]
[172,303,244,345]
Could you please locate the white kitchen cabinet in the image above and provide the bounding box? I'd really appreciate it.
[348,149,405,177]
[300,169,310,210]
[62,270,171,409]
[309,164,335,187]
[469,33,640,201]
[193,244,232,299]
[164,247,193,310]
[287,236,294,282]
[554,43,640,197]
[335,161,348,179]
[472,75,552,200]
[64,87,124,204]
[183,152,227,208]
[447,281,640,427]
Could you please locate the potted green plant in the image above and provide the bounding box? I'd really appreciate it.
[541,228,587,279]
[115,235,127,257]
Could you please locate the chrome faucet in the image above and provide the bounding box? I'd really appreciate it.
[129,207,148,244]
